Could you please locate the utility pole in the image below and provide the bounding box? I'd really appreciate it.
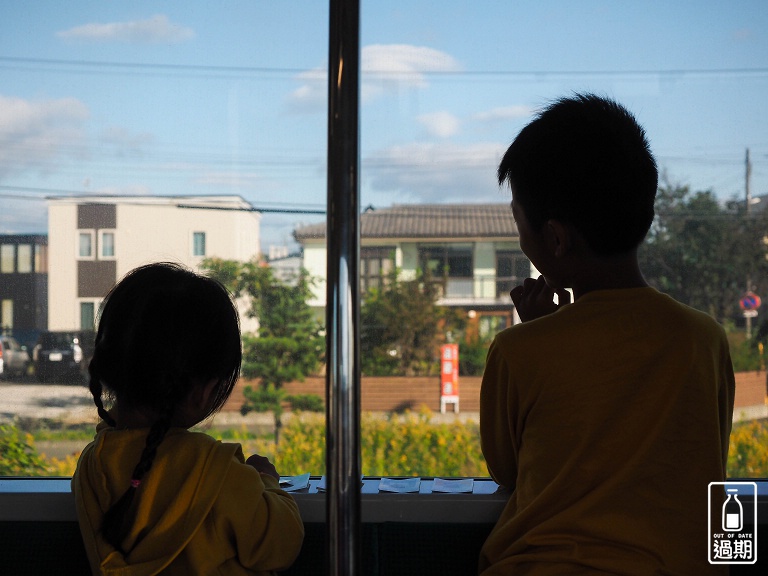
[745,148,754,338]
[746,148,752,211]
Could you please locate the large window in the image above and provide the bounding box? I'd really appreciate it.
[99,231,115,259]
[1,300,12,330]
[419,245,474,297]
[360,246,395,292]
[16,244,33,273]
[192,231,206,257]
[77,231,94,259]
[0,244,13,273]
[80,301,95,331]
[0,2,766,486]
[35,244,47,273]
[495,251,530,298]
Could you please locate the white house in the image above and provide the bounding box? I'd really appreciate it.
[294,203,531,336]
[47,195,261,332]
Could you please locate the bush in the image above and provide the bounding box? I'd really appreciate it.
[362,408,486,476]
[237,407,487,477]
[727,419,768,477]
[25,413,768,480]
[458,336,491,376]
[0,424,49,475]
[727,329,765,372]
[286,394,324,412]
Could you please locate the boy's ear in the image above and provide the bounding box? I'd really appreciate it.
[545,219,570,258]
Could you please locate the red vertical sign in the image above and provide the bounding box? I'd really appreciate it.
[440,343,459,397]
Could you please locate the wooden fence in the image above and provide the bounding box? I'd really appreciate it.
[223,371,766,414]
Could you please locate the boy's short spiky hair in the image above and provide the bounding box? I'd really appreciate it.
[498,93,658,255]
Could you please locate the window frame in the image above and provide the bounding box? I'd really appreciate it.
[0,244,14,273]
[16,244,33,273]
[98,230,116,260]
[78,299,99,331]
[76,230,95,260]
[192,231,207,257]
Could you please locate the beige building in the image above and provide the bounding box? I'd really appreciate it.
[47,195,261,331]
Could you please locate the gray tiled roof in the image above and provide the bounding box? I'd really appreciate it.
[294,203,517,241]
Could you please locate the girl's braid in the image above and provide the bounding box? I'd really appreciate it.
[100,387,178,552]
[129,407,174,483]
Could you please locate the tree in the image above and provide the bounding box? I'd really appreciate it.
[639,178,768,325]
[360,267,463,376]
[202,258,324,441]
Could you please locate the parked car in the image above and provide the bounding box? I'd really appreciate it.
[32,331,95,383]
[0,335,31,379]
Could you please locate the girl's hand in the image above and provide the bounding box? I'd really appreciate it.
[246,453,280,480]
[510,276,571,322]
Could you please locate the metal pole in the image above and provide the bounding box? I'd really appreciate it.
[326,0,361,575]
[746,148,753,338]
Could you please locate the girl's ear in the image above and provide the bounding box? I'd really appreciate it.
[545,219,571,258]
[188,377,220,411]
[200,378,220,408]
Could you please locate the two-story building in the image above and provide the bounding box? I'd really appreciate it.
[47,195,261,332]
[0,234,48,348]
[294,203,530,337]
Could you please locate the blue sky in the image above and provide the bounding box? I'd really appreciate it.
[1,1,766,252]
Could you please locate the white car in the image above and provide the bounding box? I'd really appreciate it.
[0,336,31,379]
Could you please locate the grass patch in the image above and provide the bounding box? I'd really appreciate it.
[30,426,96,442]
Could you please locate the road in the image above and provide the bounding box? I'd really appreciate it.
[0,377,96,425]
[0,377,276,432]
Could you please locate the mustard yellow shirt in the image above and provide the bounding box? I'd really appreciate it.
[479,287,734,575]
[73,428,304,576]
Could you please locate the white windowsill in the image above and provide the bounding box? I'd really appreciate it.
[0,477,509,524]
[2,478,766,525]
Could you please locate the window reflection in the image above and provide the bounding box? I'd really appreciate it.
[0,1,765,481]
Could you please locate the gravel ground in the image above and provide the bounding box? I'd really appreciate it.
[0,379,278,431]
[0,380,97,426]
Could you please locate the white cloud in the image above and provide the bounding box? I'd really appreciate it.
[418,111,460,138]
[56,14,194,44]
[363,44,461,86]
[473,105,534,123]
[288,44,461,112]
[286,68,327,113]
[364,141,507,203]
[0,95,89,180]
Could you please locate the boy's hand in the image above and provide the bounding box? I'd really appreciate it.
[510,276,571,322]
[246,453,280,480]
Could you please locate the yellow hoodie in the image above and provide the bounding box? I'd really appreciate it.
[73,427,304,576]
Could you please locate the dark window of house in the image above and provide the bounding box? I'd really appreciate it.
[361,247,395,292]
[496,251,530,297]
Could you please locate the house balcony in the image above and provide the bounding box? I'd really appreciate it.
[431,275,521,307]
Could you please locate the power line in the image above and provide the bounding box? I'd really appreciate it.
[2,56,767,79]
[0,186,326,214]
[177,204,325,215]
[0,56,306,77]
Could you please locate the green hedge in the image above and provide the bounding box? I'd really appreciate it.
[4,413,767,479]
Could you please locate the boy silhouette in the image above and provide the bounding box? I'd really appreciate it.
[479,94,734,575]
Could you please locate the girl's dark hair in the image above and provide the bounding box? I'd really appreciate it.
[88,262,242,552]
[498,93,658,256]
